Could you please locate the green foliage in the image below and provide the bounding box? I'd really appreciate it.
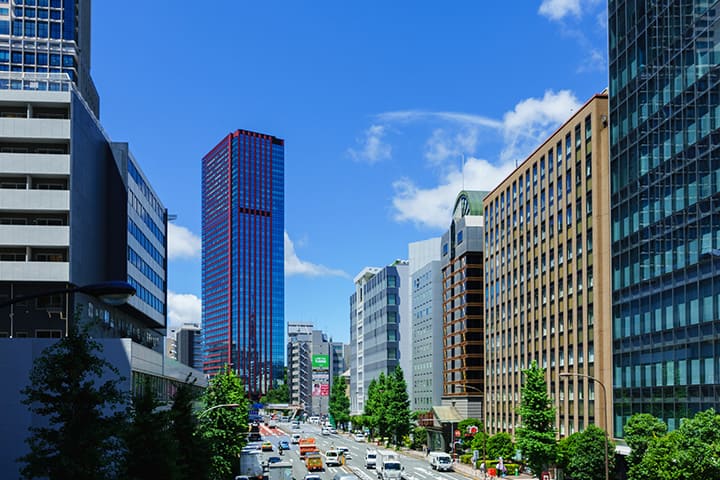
[409,426,427,450]
[487,432,515,461]
[260,368,289,404]
[624,412,667,477]
[458,418,482,450]
[629,409,720,480]
[18,322,128,480]
[515,360,556,477]
[329,376,351,428]
[470,430,489,457]
[200,365,250,480]
[363,368,412,445]
[557,425,614,480]
[122,379,181,480]
[171,377,210,480]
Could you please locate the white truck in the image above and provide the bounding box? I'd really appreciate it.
[239,450,264,480]
[267,461,293,480]
[376,450,403,480]
[428,451,453,472]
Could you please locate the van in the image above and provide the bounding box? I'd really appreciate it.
[365,449,377,469]
[428,451,453,472]
[325,450,343,467]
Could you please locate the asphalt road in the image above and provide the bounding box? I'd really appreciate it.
[259,423,476,480]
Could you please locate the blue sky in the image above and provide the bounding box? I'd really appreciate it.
[91,1,608,344]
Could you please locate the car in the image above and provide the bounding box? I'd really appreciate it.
[235,476,250,480]
[333,474,357,480]
[325,450,343,467]
[292,421,301,430]
[365,449,377,468]
[291,433,302,444]
[321,427,330,435]
[329,427,337,434]
[354,433,365,442]
[261,441,274,452]
[279,440,290,450]
[304,475,322,480]
[267,456,283,465]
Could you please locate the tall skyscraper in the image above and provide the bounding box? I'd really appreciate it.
[483,94,612,437]
[440,191,486,419]
[0,0,99,115]
[201,129,285,398]
[609,1,720,435]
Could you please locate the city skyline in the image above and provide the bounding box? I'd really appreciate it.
[90,1,609,343]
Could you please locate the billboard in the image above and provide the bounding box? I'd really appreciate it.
[312,354,330,369]
[312,371,329,397]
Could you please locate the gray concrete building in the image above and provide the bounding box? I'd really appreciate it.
[176,323,202,371]
[409,238,443,412]
[349,261,409,415]
[287,322,313,411]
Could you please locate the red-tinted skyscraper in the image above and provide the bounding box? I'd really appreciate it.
[201,129,284,398]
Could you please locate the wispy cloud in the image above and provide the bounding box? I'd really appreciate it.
[347,124,392,164]
[167,291,201,330]
[576,48,606,73]
[285,232,349,278]
[538,0,584,20]
[168,223,201,260]
[424,128,479,165]
[377,110,502,129]
[392,157,516,229]
[501,89,581,163]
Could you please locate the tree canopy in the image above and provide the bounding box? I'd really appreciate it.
[329,375,350,428]
[515,360,556,476]
[363,367,412,445]
[557,425,614,480]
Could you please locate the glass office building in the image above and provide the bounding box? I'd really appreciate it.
[201,129,284,398]
[609,1,720,435]
[0,0,98,115]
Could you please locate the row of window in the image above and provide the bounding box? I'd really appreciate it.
[128,160,165,220]
[129,189,165,245]
[128,275,164,314]
[128,246,165,291]
[128,219,164,267]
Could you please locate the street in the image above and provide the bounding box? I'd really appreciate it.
[258,423,482,480]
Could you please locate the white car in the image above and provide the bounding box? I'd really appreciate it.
[325,450,342,467]
[354,433,365,442]
[321,427,330,435]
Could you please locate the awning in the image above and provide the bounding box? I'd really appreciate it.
[432,406,464,424]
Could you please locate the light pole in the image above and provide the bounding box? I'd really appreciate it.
[0,281,137,337]
[198,403,242,417]
[559,372,609,480]
[463,384,486,479]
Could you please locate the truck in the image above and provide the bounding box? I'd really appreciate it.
[299,437,319,457]
[376,450,403,480]
[267,461,293,480]
[305,452,324,471]
[428,451,453,472]
[239,450,264,480]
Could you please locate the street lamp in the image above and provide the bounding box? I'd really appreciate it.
[463,384,486,479]
[559,372,609,480]
[198,403,242,417]
[0,281,136,336]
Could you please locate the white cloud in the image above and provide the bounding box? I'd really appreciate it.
[347,124,392,164]
[538,0,582,20]
[377,110,502,129]
[501,89,581,164]
[392,157,516,229]
[167,291,201,330]
[576,48,606,73]
[424,128,479,165]
[168,223,201,260]
[285,232,348,278]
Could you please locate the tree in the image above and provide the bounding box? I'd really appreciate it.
[329,376,350,429]
[200,365,250,480]
[557,425,615,480]
[487,432,515,461]
[121,378,180,480]
[18,322,129,480]
[260,368,289,404]
[171,377,210,480]
[385,366,411,446]
[631,409,720,480]
[365,374,388,439]
[458,418,482,451]
[470,430,489,460]
[515,360,556,476]
[624,413,667,479]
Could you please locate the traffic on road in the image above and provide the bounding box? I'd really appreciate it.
[243,421,474,480]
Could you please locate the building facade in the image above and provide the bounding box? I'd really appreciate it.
[176,323,202,371]
[201,129,284,398]
[483,94,613,437]
[0,0,99,115]
[288,322,313,410]
[409,237,443,412]
[440,191,486,419]
[609,1,720,435]
[349,262,409,415]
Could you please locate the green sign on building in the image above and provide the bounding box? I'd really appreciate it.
[312,354,329,369]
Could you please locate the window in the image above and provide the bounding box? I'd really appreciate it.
[457,230,464,244]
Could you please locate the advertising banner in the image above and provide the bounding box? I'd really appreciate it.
[312,354,330,369]
[312,371,329,397]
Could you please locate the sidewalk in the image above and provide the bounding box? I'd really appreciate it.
[401,449,537,480]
